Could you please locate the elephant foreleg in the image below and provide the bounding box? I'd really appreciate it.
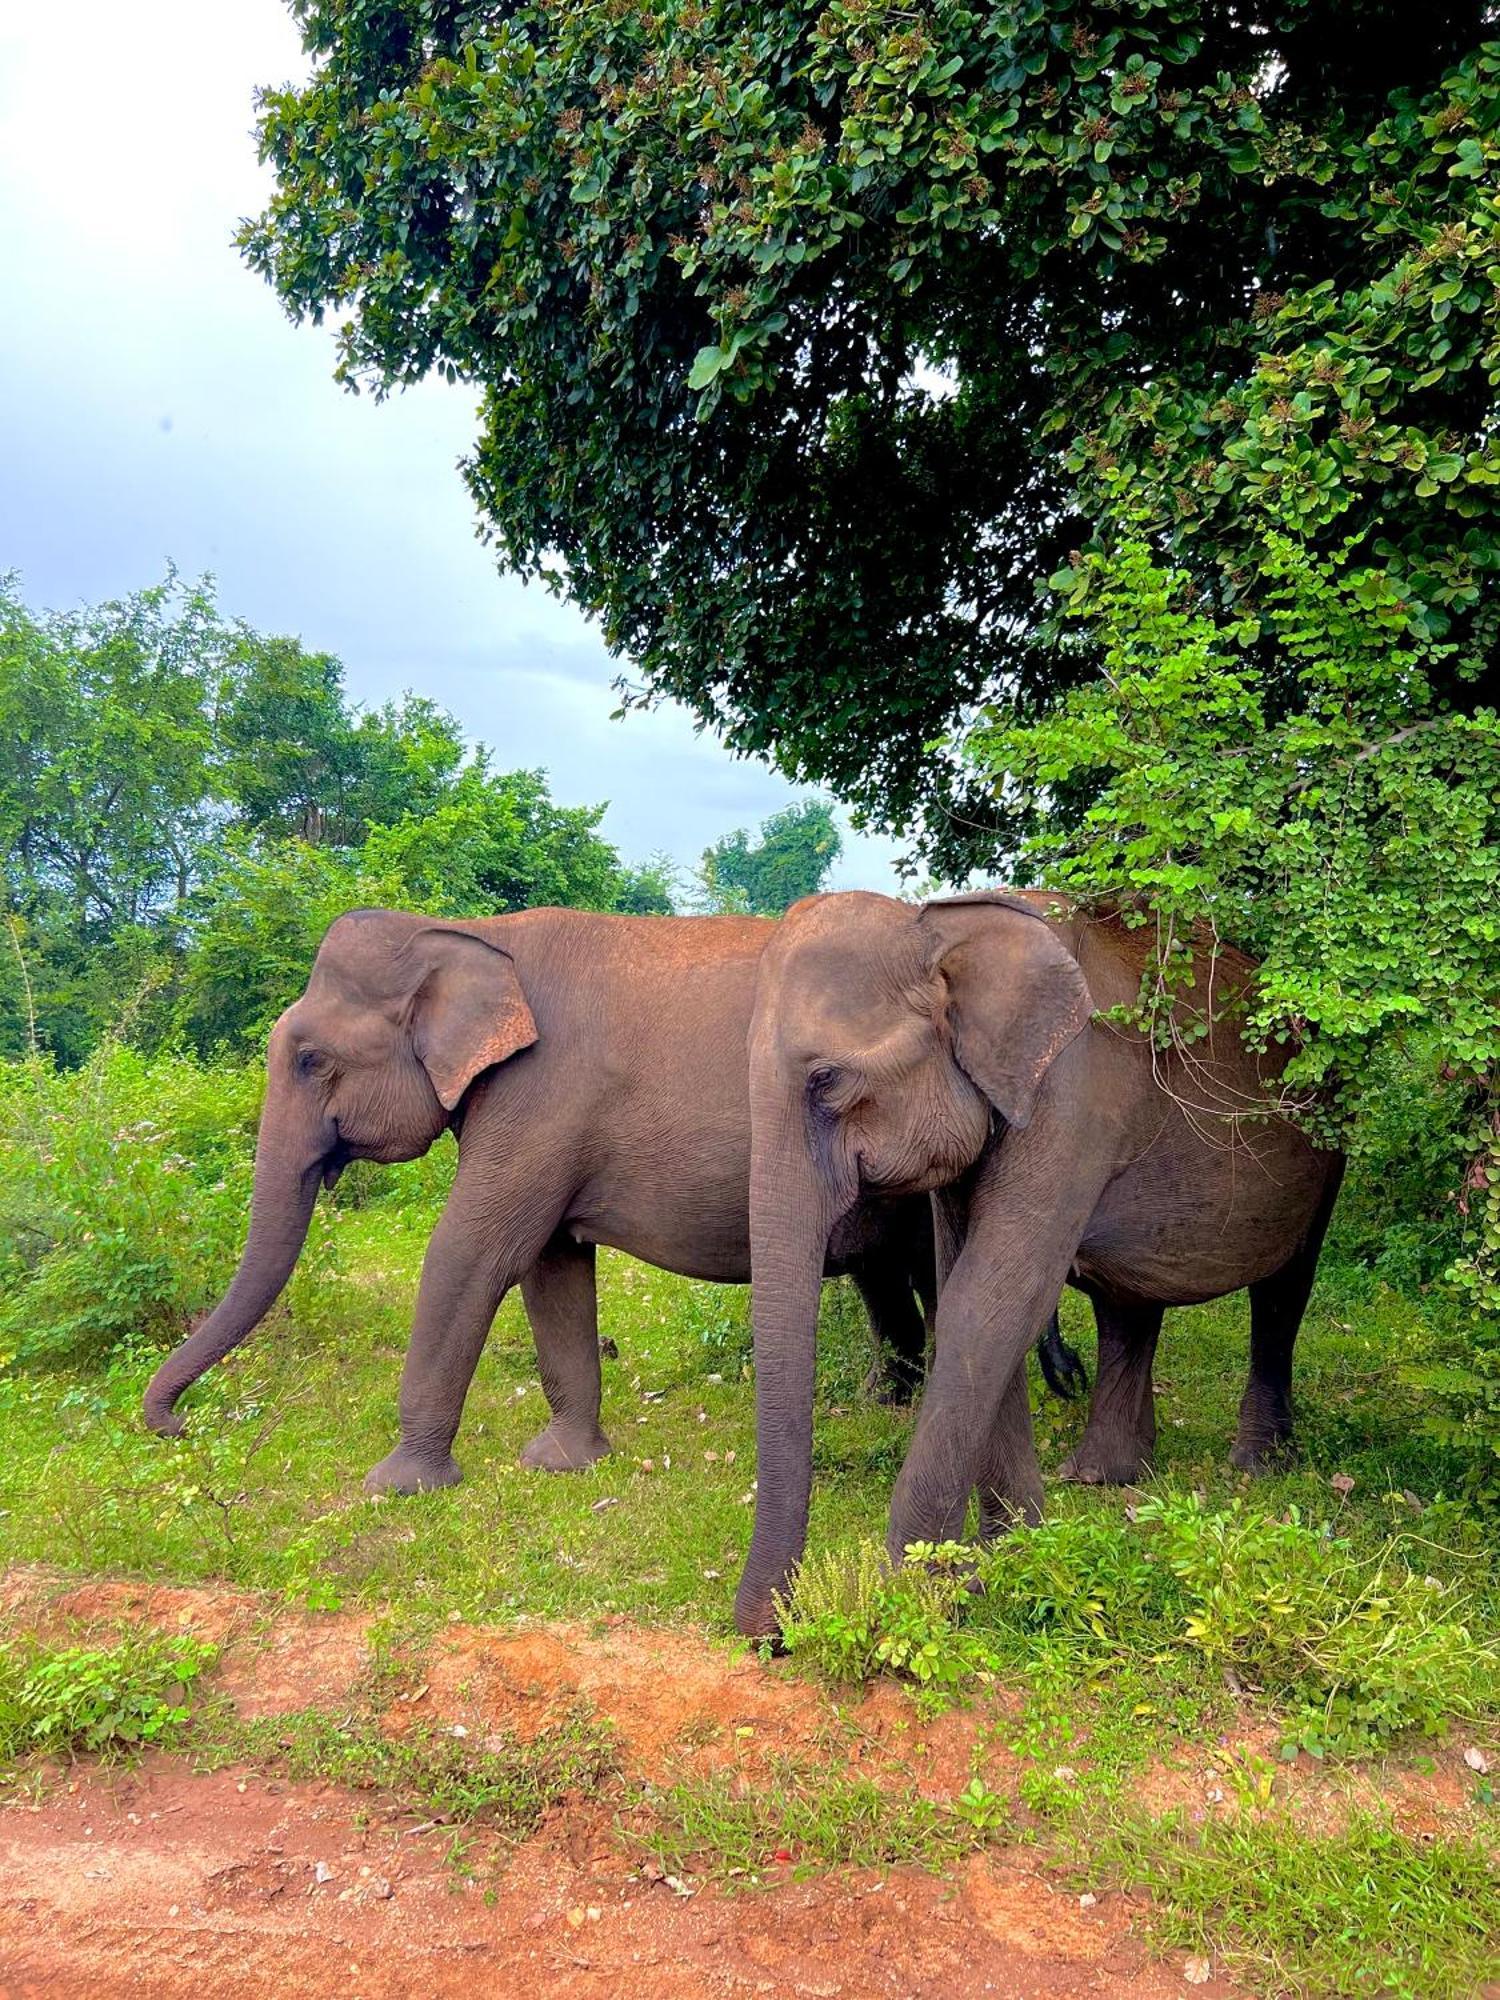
[851,1249,928,1406]
[519,1236,611,1471]
[365,1184,557,1496]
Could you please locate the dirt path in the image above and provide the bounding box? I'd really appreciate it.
[0,1569,1253,1998]
[0,1759,1231,2000]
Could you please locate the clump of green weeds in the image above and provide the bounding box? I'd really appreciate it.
[777,1538,998,1693]
[780,1495,1496,1758]
[0,1631,217,1765]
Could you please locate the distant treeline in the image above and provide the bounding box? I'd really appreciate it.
[0,574,839,1062]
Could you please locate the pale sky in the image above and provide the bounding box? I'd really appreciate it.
[0,2,908,891]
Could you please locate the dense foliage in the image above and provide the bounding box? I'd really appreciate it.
[0,1044,342,1371]
[967,522,1500,1484]
[0,575,671,1059]
[697,797,842,912]
[242,2,1497,864]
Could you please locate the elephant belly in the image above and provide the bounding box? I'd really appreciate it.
[564,1149,754,1283]
[1075,1132,1333,1306]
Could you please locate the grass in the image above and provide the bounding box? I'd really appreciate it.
[638,1761,1010,1880]
[208,1702,618,1846]
[1,1187,1497,1995]
[1,1194,1489,1637]
[1070,1806,1500,2000]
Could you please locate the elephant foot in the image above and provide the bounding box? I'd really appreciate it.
[520,1423,611,1473]
[1057,1441,1149,1487]
[1229,1432,1295,1474]
[364,1445,463,1496]
[861,1358,922,1408]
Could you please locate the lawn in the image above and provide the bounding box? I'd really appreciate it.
[2,1175,1497,1996]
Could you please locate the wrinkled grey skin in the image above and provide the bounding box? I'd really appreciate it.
[735,890,1344,1639]
[142,907,1083,1481]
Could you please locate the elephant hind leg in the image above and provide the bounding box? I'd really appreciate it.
[851,1251,928,1406]
[1057,1296,1164,1486]
[1231,1163,1345,1473]
[519,1236,612,1471]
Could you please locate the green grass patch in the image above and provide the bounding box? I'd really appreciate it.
[639,1760,1010,1881]
[207,1703,618,1846]
[1072,1806,1500,2000]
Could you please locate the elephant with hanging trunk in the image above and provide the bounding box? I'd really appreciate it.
[143,905,1085,1479]
[733,888,1344,1641]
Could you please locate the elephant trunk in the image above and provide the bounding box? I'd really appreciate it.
[733,1100,839,1640]
[143,1070,329,1436]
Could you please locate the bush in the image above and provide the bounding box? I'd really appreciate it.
[779,1540,1001,1692]
[781,1499,1496,1758]
[0,1044,339,1370]
[0,1632,216,1764]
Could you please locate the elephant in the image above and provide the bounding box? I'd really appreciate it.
[733,888,1344,1639]
[142,906,1085,1482]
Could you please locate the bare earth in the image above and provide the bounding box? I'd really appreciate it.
[4,1567,1411,1999]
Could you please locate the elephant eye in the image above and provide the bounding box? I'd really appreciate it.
[296,1047,330,1079]
[807,1063,842,1100]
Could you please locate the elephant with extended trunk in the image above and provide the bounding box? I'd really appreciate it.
[733,889,1344,1640]
[143,905,1083,1482]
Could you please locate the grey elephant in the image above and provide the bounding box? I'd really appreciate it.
[733,889,1344,1639]
[143,906,1084,1478]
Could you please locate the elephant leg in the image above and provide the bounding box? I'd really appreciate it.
[1231,1163,1343,1471]
[852,1250,928,1406]
[1057,1297,1164,1485]
[518,1236,611,1471]
[887,1132,1108,1564]
[975,1364,1044,1543]
[364,1183,558,1496]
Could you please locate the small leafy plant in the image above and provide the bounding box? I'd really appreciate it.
[0,1632,217,1764]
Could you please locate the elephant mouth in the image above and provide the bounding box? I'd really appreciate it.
[320,1143,349,1192]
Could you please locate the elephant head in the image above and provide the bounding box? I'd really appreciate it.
[143,910,536,1437]
[733,889,1094,1637]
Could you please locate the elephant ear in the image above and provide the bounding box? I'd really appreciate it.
[410,928,538,1112]
[920,895,1094,1131]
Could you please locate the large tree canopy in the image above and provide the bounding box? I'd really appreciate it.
[244,1,1497,866]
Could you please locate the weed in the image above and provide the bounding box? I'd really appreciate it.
[778,1538,996,1690]
[214,1704,617,1842]
[0,1632,217,1766]
[781,1497,1496,1758]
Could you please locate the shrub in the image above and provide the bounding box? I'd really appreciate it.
[779,1540,999,1692]
[781,1500,1496,1758]
[0,1044,339,1370]
[0,1632,216,1763]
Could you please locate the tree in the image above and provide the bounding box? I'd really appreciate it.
[613,853,678,915]
[1,575,672,1057]
[698,801,842,914]
[360,763,640,916]
[968,521,1500,1489]
[241,4,1497,870]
